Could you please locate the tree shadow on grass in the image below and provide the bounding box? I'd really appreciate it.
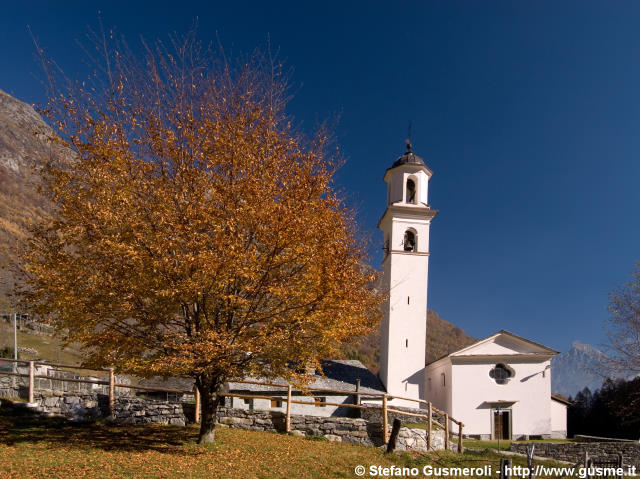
[0,402,204,455]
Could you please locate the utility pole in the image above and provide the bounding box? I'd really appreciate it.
[12,312,17,388]
[13,312,18,360]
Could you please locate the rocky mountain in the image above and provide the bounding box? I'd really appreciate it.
[341,309,476,373]
[0,89,72,310]
[551,341,615,398]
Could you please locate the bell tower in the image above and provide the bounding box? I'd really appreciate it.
[378,142,437,405]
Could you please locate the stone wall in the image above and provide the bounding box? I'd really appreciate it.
[1,378,447,452]
[112,397,194,426]
[28,390,194,425]
[573,434,638,443]
[0,374,22,399]
[510,442,640,468]
[215,406,448,451]
[32,390,108,420]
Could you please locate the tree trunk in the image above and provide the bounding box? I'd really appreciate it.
[196,375,224,444]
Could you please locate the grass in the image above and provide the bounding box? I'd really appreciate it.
[0,320,84,365]
[464,439,513,451]
[0,403,572,479]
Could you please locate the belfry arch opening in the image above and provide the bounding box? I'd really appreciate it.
[403,229,417,252]
[406,178,417,204]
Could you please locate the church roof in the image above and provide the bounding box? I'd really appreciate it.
[551,392,573,406]
[391,142,426,168]
[137,359,385,395]
[426,329,558,366]
[385,142,433,177]
[228,359,385,395]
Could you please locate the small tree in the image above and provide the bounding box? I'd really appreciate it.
[19,32,382,443]
[605,263,640,375]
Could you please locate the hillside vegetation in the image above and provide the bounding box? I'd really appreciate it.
[342,310,476,371]
[0,89,73,310]
[0,319,84,364]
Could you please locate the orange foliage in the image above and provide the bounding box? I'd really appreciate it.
[18,33,383,442]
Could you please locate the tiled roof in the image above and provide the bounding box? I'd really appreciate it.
[390,142,426,169]
[228,360,384,395]
[137,359,385,395]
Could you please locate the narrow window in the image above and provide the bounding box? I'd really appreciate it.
[428,378,432,390]
[441,373,446,387]
[406,178,416,204]
[406,339,408,348]
[405,383,408,391]
[407,296,410,305]
[243,398,254,410]
[403,230,416,252]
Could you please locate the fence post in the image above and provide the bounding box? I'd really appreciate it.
[108,367,114,415]
[444,413,450,450]
[194,387,201,424]
[458,422,464,453]
[386,418,402,453]
[28,360,35,403]
[286,383,292,433]
[500,458,512,479]
[382,394,388,444]
[427,402,432,450]
[526,444,536,479]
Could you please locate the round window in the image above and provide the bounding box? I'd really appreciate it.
[489,363,513,385]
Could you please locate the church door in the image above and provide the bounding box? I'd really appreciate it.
[492,410,511,440]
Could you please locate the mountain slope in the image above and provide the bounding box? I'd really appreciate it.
[0,89,72,309]
[551,341,612,398]
[341,309,476,372]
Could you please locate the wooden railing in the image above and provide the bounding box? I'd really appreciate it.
[0,358,464,452]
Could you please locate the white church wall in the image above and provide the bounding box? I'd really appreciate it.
[550,399,567,439]
[388,217,431,253]
[231,394,354,417]
[424,360,451,413]
[383,251,428,404]
[450,358,552,439]
[388,170,405,204]
[379,148,435,408]
[378,272,392,401]
[386,167,430,206]
[416,170,429,206]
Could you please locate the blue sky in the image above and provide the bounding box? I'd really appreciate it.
[2,1,639,352]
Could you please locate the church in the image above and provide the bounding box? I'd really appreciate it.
[209,142,569,440]
[378,142,567,439]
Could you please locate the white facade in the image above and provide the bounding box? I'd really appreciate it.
[230,394,355,417]
[551,395,569,439]
[424,331,559,440]
[377,146,437,405]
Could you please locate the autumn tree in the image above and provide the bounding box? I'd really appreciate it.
[605,263,640,375]
[19,32,382,443]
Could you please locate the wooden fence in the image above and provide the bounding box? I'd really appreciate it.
[0,358,464,452]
